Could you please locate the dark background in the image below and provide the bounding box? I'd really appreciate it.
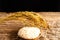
[0,0,59,12]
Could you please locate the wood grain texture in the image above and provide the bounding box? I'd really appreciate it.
[0,12,60,40]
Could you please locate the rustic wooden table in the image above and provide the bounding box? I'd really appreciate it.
[0,12,60,40]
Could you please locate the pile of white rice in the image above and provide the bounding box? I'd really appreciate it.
[18,27,41,39]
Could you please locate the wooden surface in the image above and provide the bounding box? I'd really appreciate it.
[0,12,60,40]
[39,12,60,40]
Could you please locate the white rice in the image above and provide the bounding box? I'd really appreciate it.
[18,27,41,39]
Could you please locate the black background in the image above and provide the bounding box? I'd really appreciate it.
[0,0,59,12]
